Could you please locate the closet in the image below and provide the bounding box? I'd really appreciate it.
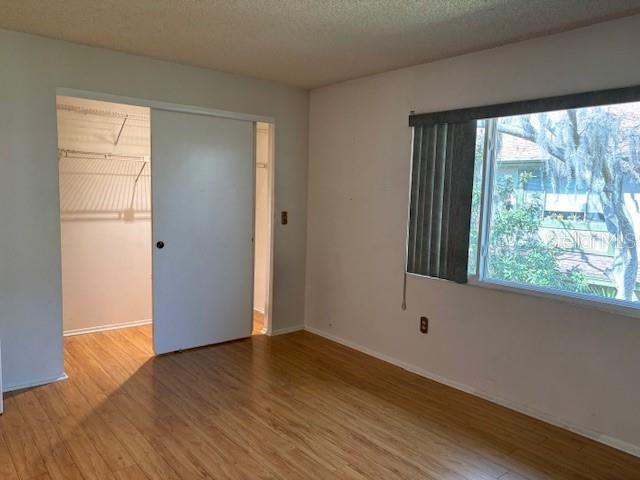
[57,94,270,354]
[57,96,152,336]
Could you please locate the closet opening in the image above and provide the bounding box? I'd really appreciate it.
[57,96,153,348]
[253,122,274,335]
[57,92,275,358]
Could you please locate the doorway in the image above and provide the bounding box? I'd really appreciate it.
[57,92,275,356]
[253,122,273,335]
[57,96,152,340]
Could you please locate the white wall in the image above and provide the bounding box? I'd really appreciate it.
[61,221,152,333]
[58,97,152,334]
[254,123,271,314]
[0,28,308,390]
[306,15,640,455]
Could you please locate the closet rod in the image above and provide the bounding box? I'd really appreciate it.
[59,148,149,163]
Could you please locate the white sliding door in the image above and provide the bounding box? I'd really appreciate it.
[151,109,254,354]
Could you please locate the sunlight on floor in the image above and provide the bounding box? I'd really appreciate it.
[252,310,265,335]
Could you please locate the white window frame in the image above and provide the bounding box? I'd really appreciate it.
[469,118,640,319]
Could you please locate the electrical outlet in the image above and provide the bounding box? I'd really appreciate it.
[420,316,429,334]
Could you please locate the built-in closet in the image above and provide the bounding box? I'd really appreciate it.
[57,94,272,352]
[57,96,152,336]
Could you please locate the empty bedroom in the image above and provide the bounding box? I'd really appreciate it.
[1,1,640,479]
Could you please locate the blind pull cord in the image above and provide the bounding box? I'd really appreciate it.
[401,270,407,310]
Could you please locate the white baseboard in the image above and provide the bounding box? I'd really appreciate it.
[304,325,640,459]
[64,319,152,337]
[4,372,69,393]
[268,324,304,336]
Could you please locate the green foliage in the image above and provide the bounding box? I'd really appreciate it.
[589,284,617,298]
[487,171,589,293]
[496,107,640,300]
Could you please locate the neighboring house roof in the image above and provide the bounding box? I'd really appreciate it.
[498,134,549,163]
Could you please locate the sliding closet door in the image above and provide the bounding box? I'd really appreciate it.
[151,110,254,354]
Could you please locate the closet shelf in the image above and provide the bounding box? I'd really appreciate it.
[59,148,149,163]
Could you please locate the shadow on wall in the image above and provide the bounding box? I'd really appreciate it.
[58,155,153,333]
[59,155,151,222]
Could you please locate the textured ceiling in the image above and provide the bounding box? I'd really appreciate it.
[2,1,640,88]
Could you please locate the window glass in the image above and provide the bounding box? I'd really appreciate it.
[473,102,640,304]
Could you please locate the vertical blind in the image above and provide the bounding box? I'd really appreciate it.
[406,120,476,283]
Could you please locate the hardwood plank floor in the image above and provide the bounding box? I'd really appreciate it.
[253,310,265,335]
[2,326,639,479]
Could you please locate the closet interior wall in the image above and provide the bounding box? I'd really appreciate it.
[254,122,270,318]
[57,96,152,334]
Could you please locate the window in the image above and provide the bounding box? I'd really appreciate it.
[408,85,640,312]
[470,102,640,306]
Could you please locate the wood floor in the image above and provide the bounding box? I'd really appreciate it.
[1,327,639,480]
[252,311,265,335]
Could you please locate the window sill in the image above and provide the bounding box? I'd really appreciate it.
[465,275,640,320]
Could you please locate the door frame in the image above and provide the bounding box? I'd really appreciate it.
[264,123,275,335]
[55,87,276,347]
[57,88,274,123]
